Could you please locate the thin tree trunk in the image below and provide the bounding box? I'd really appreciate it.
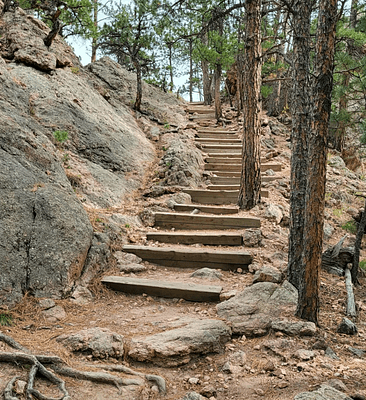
[287,1,313,290]
[352,197,366,284]
[238,0,262,210]
[350,0,358,28]
[214,64,222,121]
[91,0,98,63]
[201,33,212,105]
[134,61,142,112]
[296,0,338,324]
[189,39,193,103]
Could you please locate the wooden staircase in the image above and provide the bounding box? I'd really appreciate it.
[102,103,282,302]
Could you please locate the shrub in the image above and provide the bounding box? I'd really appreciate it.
[53,130,69,144]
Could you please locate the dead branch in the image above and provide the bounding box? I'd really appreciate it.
[95,364,166,393]
[0,333,30,353]
[4,377,19,400]
[321,235,354,276]
[345,264,357,318]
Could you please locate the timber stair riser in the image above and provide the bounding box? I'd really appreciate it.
[198,129,239,134]
[102,276,222,302]
[147,232,243,246]
[184,189,269,205]
[122,245,252,271]
[154,212,260,229]
[205,163,282,172]
[210,176,278,185]
[196,133,240,139]
[196,139,242,144]
[174,204,239,214]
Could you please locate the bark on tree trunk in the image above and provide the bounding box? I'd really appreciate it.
[287,0,313,290]
[189,39,193,103]
[296,0,338,324]
[169,44,174,92]
[350,0,358,28]
[91,0,98,63]
[201,33,212,105]
[214,64,222,121]
[352,197,366,284]
[238,0,262,210]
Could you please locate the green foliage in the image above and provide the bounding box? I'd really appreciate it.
[360,259,366,270]
[53,130,69,143]
[341,220,358,234]
[261,85,273,99]
[70,67,80,74]
[0,312,13,327]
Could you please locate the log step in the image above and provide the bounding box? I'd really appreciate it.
[205,163,282,172]
[196,138,242,144]
[154,212,260,229]
[102,276,222,302]
[183,189,269,205]
[122,245,252,271]
[198,129,239,134]
[189,114,216,120]
[210,176,278,185]
[174,204,239,214]
[186,108,213,114]
[196,133,240,139]
[206,157,242,163]
[146,231,243,246]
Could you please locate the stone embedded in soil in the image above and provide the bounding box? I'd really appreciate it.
[252,265,283,284]
[242,229,262,247]
[325,379,348,393]
[325,347,339,360]
[294,384,353,400]
[41,305,66,322]
[265,203,283,224]
[271,319,316,336]
[294,349,315,361]
[190,268,223,280]
[56,327,124,359]
[38,299,56,310]
[347,346,365,358]
[337,318,358,335]
[119,263,147,273]
[70,285,93,305]
[180,392,205,400]
[128,319,231,367]
[114,251,142,265]
[216,281,298,337]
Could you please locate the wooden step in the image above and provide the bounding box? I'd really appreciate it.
[183,189,269,205]
[146,231,243,246]
[210,176,279,185]
[189,114,216,120]
[196,138,242,144]
[174,204,239,214]
[206,157,242,163]
[188,101,205,105]
[186,108,213,114]
[154,212,260,229]
[209,171,241,177]
[205,163,282,172]
[102,276,222,302]
[198,128,239,134]
[196,133,240,139]
[122,245,253,271]
[207,185,240,190]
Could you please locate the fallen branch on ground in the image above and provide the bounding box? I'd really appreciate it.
[345,264,357,318]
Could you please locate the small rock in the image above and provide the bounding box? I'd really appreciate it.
[119,263,146,273]
[191,268,223,280]
[42,305,66,321]
[38,299,56,310]
[255,388,265,396]
[271,319,317,337]
[265,169,275,176]
[265,204,283,224]
[228,350,247,367]
[312,339,327,350]
[220,290,237,301]
[242,229,262,247]
[15,380,27,394]
[348,346,365,358]
[200,386,217,398]
[323,223,334,241]
[325,379,348,392]
[114,251,142,265]
[337,318,358,335]
[278,381,288,389]
[71,285,93,305]
[222,361,233,374]
[294,349,315,361]
[328,156,346,169]
[253,265,283,284]
[181,392,205,400]
[188,377,200,385]
[325,347,339,360]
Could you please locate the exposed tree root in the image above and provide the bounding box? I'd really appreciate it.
[0,333,152,399]
[94,364,166,393]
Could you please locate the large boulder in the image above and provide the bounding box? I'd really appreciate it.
[128,319,232,367]
[217,281,316,337]
[294,385,352,400]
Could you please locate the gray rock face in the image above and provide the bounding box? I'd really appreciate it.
[57,327,124,359]
[337,318,358,335]
[328,156,346,169]
[128,319,232,366]
[265,204,283,224]
[294,385,352,400]
[271,319,317,336]
[217,281,313,337]
[242,229,262,247]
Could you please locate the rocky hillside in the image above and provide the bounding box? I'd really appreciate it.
[0,6,195,305]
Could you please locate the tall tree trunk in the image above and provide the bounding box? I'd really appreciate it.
[296,0,338,324]
[214,65,222,121]
[91,0,98,63]
[189,39,193,103]
[238,0,262,210]
[168,43,174,92]
[201,33,212,105]
[287,1,313,290]
[350,0,358,28]
[134,61,142,112]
